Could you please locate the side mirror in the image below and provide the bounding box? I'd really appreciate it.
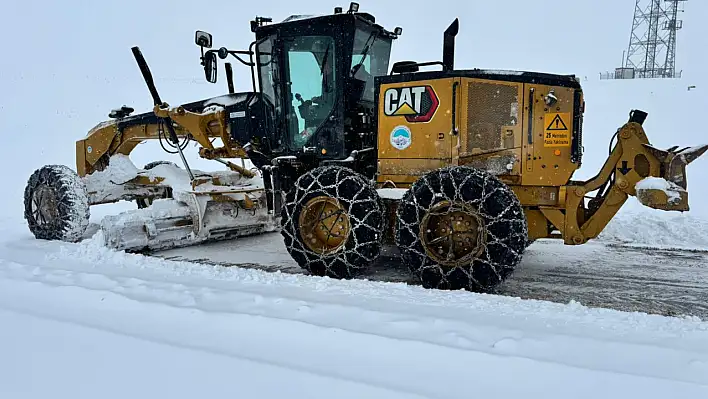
[391,61,419,74]
[195,30,213,48]
[203,51,217,83]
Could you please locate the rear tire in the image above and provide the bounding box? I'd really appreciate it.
[280,165,385,279]
[24,165,90,242]
[395,166,528,292]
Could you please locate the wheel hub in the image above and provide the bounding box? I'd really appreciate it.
[299,196,351,254]
[420,200,486,266]
[31,185,58,226]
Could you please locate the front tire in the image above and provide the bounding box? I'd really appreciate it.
[280,165,385,279]
[24,165,90,242]
[395,166,528,292]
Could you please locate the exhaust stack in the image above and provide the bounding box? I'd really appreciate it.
[442,18,459,71]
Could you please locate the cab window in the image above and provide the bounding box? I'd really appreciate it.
[284,36,335,148]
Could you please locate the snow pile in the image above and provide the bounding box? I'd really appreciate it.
[598,206,708,251]
[143,162,194,194]
[636,177,685,205]
[101,199,192,227]
[82,154,264,203]
[82,154,140,188]
[141,160,264,194]
[80,154,145,204]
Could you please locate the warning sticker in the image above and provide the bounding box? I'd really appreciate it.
[543,112,571,147]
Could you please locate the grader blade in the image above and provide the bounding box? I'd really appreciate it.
[100,190,277,253]
[101,200,197,252]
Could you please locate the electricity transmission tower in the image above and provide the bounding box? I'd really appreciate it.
[601,0,686,80]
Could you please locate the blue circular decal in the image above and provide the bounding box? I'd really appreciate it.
[390,125,412,150]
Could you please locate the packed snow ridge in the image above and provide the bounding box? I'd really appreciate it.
[598,205,708,251]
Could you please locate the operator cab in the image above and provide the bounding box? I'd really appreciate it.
[251,4,399,161]
[193,3,400,174]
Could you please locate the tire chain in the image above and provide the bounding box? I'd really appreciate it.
[281,165,385,279]
[395,166,528,291]
[24,165,90,242]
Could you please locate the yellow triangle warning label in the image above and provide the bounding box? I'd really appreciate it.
[393,102,416,116]
[544,112,571,147]
[546,113,569,131]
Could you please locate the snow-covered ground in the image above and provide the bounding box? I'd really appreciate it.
[599,205,708,251]
[2,215,708,398]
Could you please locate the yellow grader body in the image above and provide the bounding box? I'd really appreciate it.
[374,75,704,246]
[23,4,707,292]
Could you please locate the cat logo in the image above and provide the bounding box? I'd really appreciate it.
[383,85,439,123]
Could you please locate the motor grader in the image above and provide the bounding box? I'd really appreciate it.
[24,3,707,292]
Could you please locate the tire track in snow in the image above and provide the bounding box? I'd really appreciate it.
[0,308,428,399]
[0,265,434,399]
[502,241,708,318]
[1,258,708,390]
[144,230,708,319]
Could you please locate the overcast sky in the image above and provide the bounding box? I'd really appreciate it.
[3,0,703,119]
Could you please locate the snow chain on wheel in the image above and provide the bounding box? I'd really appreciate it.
[281,165,385,279]
[24,165,90,242]
[395,166,528,292]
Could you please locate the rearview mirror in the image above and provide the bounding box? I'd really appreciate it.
[195,30,213,48]
[203,51,217,83]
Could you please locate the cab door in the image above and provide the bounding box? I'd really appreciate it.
[281,35,345,158]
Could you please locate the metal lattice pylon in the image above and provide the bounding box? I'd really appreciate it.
[623,0,686,79]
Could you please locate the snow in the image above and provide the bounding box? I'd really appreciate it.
[280,14,325,23]
[198,104,224,114]
[203,93,251,107]
[104,198,193,226]
[4,0,708,396]
[83,154,263,201]
[377,188,408,200]
[598,205,708,251]
[1,222,708,397]
[636,176,685,204]
[83,154,140,187]
[686,145,707,153]
[474,69,526,76]
[0,310,406,399]
[84,119,116,138]
[143,161,194,193]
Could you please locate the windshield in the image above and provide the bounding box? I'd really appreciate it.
[284,35,337,148]
[256,35,280,130]
[351,28,392,102]
[257,36,277,105]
